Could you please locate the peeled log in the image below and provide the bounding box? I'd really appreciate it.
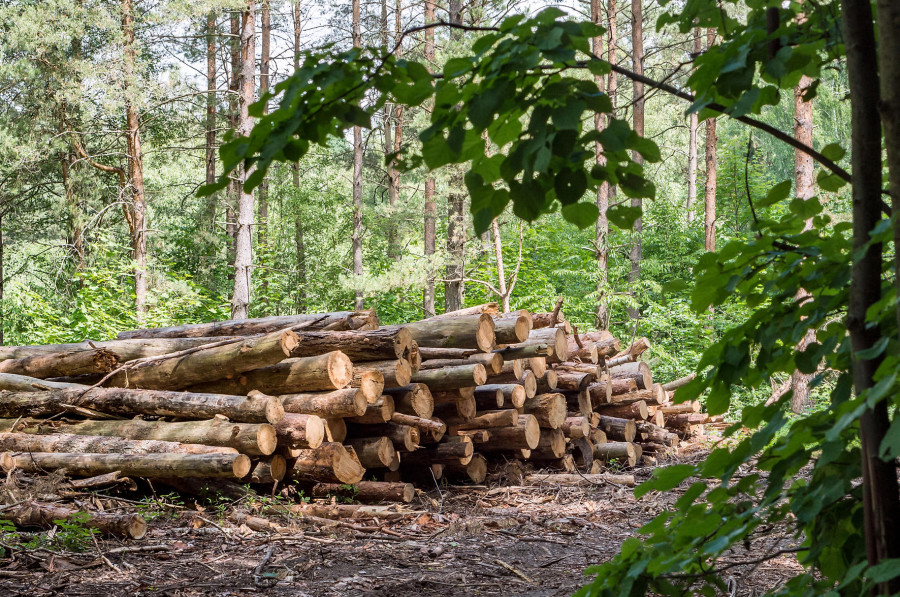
[1,417,277,456]
[0,349,120,379]
[662,373,697,392]
[660,401,701,415]
[282,388,366,418]
[593,441,638,467]
[346,437,397,468]
[0,501,147,538]
[385,314,495,352]
[312,481,414,503]
[0,432,236,455]
[347,396,395,424]
[0,387,283,424]
[410,364,487,391]
[353,359,411,388]
[478,415,540,451]
[189,352,353,395]
[287,442,365,484]
[666,413,709,429]
[428,303,499,319]
[609,361,652,390]
[117,311,377,339]
[493,313,531,344]
[596,415,637,442]
[6,451,251,479]
[274,413,325,448]
[383,384,434,418]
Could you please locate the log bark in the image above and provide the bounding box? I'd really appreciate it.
[347,395,395,424]
[385,314,495,352]
[311,481,414,503]
[660,401,701,415]
[0,373,85,391]
[486,370,537,399]
[273,413,324,448]
[0,349,120,379]
[568,436,594,471]
[535,370,559,394]
[562,416,590,439]
[288,328,413,361]
[241,455,287,483]
[446,409,518,432]
[431,387,474,405]
[383,383,434,418]
[6,451,251,479]
[401,436,473,465]
[494,343,552,361]
[635,422,679,446]
[444,452,487,483]
[346,437,396,468]
[0,501,147,538]
[596,400,648,420]
[0,337,239,362]
[473,386,504,410]
[521,328,568,362]
[662,373,696,392]
[353,359,411,388]
[666,412,709,429]
[428,303,499,319]
[390,412,446,434]
[478,415,539,450]
[189,352,353,395]
[350,369,386,402]
[585,381,612,406]
[116,311,378,339]
[609,361,652,390]
[286,442,365,484]
[346,422,418,452]
[419,352,503,375]
[410,364,486,390]
[608,383,664,405]
[493,313,531,344]
[596,416,637,442]
[577,331,620,357]
[592,441,638,466]
[477,384,524,408]
[553,371,592,392]
[565,338,598,364]
[282,388,367,418]
[522,393,566,429]
[529,427,565,459]
[0,432,237,455]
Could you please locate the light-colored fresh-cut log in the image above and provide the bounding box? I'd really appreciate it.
[6,451,251,479]
[478,415,540,450]
[274,413,324,448]
[242,455,287,483]
[487,368,536,397]
[636,422,679,446]
[493,313,531,344]
[0,432,237,456]
[453,428,490,443]
[390,412,446,434]
[529,427,565,459]
[525,473,635,487]
[287,442,365,484]
[410,364,487,390]
[433,393,477,421]
[420,352,503,375]
[401,436,473,465]
[662,373,697,392]
[562,416,590,439]
[346,422,418,452]
[596,415,637,442]
[494,343,552,360]
[488,359,525,380]
[446,409,518,431]
[576,389,593,417]
[190,351,353,395]
[0,349,120,379]
[535,370,559,394]
[347,395,394,424]
[417,347,478,359]
[477,384,524,409]
[117,311,377,339]
[524,328,569,362]
[609,383,665,405]
[523,393,566,429]
[614,337,651,360]
[0,387,284,424]
[384,314,495,352]
[554,371,591,392]
[524,356,547,378]
[407,343,421,373]
[565,337,599,364]
[650,410,666,427]
[589,428,607,445]
[383,383,434,418]
[312,481,414,503]
[105,329,300,390]
[586,381,612,406]
[0,501,147,538]
[429,303,499,319]
[596,400,649,420]
[445,452,487,483]
[577,331,621,357]
[287,328,413,361]
[0,373,85,392]
[324,417,347,442]
[0,337,245,363]
[353,359,411,388]
[431,387,474,405]
[666,413,710,429]
[660,401,701,415]
[606,376,639,396]
[346,437,397,468]
[1,416,277,456]
[609,361,652,390]
[350,370,385,402]
[473,387,504,409]
[593,441,638,466]
[426,416,447,442]
[282,388,366,418]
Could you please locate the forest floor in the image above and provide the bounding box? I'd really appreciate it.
[0,447,803,597]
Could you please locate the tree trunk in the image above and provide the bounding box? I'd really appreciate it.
[843,0,900,587]
[386,313,495,351]
[0,337,247,362]
[0,432,237,455]
[687,27,701,223]
[423,0,437,316]
[880,2,900,347]
[292,2,308,312]
[7,452,251,480]
[592,0,610,330]
[627,0,644,320]
[117,311,377,339]
[444,0,466,313]
[0,502,146,538]
[226,13,240,273]
[350,0,365,309]
[704,30,718,253]
[257,1,271,305]
[231,2,256,319]
[204,13,218,254]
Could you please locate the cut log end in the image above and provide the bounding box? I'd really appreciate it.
[232,454,252,479]
[327,351,354,389]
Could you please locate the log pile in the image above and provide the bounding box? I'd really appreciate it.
[0,305,714,517]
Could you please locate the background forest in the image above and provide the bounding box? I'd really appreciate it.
[0,0,849,409]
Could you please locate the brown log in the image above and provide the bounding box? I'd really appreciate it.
[446,409,518,431]
[0,373,86,392]
[431,387,474,405]
[577,331,621,357]
[524,356,548,378]
[565,338,599,364]
[531,310,567,329]
[324,417,347,442]
[390,412,446,434]
[453,429,490,443]
[383,383,434,418]
[473,386,504,409]
[6,451,251,479]
[241,455,287,483]
[568,436,594,471]
[635,422,679,446]
[666,413,709,429]
[493,313,531,344]
[529,427,565,459]
[592,441,638,467]
[346,422,418,452]
[426,416,447,442]
[477,384,525,409]
[524,472,635,487]
[555,362,602,376]
[589,427,607,445]
[287,442,365,484]
[613,336,651,360]
[444,452,487,483]
[660,401,701,415]
[288,328,413,361]
[401,436,473,465]
[586,381,612,406]
[419,352,503,375]
[428,303,499,319]
[385,314,495,352]
[596,400,648,420]
[67,471,136,491]
[609,361,652,390]
[0,432,237,456]
[417,347,478,359]
[535,370,558,394]
[274,413,325,448]
[0,349,120,379]
[650,410,666,427]
[0,501,146,538]
[189,352,354,395]
[595,415,637,442]
[524,328,568,362]
[116,311,377,339]
[576,389,593,417]
[351,370,385,402]
[410,364,487,390]
[353,359,411,388]
[346,395,394,424]
[346,437,397,468]
[478,415,540,450]
[282,388,367,418]
[493,343,552,360]
[662,373,697,392]
[553,371,591,392]
[562,416,590,439]
[0,337,246,362]
[311,481,414,503]
[523,393,566,429]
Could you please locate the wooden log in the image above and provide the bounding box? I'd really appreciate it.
[444,452,487,483]
[535,370,558,394]
[446,409,518,431]
[592,441,638,467]
[666,413,710,429]
[478,415,540,451]
[524,328,569,362]
[0,337,248,362]
[241,455,287,483]
[565,338,598,364]
[589,427,607,445]
[383,384,434,418]
[286,442,365,484]
[609,383,665,406]
[410,364,487,390]
[0,387,284,424]
[662,373,697,392]
[596,400,648,420]
[324,417,347,442]
[476,384,525,409]
[555,362,601,376]
[117,311,377,339]
[660,401,701,415]
[493,313,531,344]
[576,388,593,417]
[529,428,566,459]
[562,416,590,439]
[407,342,421,373]
[274,413,325,448]
[346,395,394,424]
[1,416,277,456]
[417,347,478,359]
[635,422,679,446]
[353,359,411,388]
[346,422,418,452]
[288,328,413,361]
[473,386,504,409]
[524,473,635,487]
[609,361,652,390]
[189,352,354,395]
[6,451,251,479]
[390,412,446,434]
[419,352,503,375]
[428,303,499,319]
[567,436,594,471]
[431,387,474,405]
[311,481,414,503]
[531,309,567,329]
[553,371,591,392]
[524,356,548,378]
[0,349,120,379]
[0,432,237,456]
[350,370,385,402]
[453,428,490,443]
[650,410,666,427]
[612,336,651,361]
[401,436,473,465]
[596,415,637,442]
[494,343,552,360]
[523,393,566,429]
[282,388,367,418]
[577,331,621,358]
[346,437,397,468]
[0,501,147,538]
[0,373,85,392]
[385,314,495,352]
[585,381,612,406]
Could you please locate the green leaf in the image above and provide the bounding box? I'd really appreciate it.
[554,169,588,204]
[635,464,696,498]
[607,204,642,229]
[759,180,792,207]
[817,170,848,192]
[561,202,599,228]
[821,143,846,162]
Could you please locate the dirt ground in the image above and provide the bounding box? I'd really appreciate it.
[0,451,804,597]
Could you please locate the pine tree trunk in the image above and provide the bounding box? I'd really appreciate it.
[687,27,701,224]
[257,1,271,305]
[423,0,437,316]
[444,0,466,313]
[704,29,717,254]
[627,0,644,320]
[204,13,218,254]
[292,2,307,312]
[592,0,609,330]
[351,0,364,309]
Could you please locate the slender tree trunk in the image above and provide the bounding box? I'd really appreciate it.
[391,0,403,261]
[423,0,437,316]
[0,213,3,346]
[491,219,508,311]
[382,0,398,259]
[842,0,900,590]
[687,27,701,224]
[703,32,717,254]
[592,0,609,330]
[231,2,256,319]
[204,13,218,240]
[226,13,240,275]
[445,0,466,313]
[121,0,148,323]
[351,0,364,309]
[627,0,644,320]
[257,1,271,308]
[292,2,307,312]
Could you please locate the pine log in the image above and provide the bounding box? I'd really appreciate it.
[346,395,394,424]
[596,400,648,420]
[346,437,397,468]
[241,455,287,483]
[6,451,251,479]
[353,359,411,388]
[524,356,547,378]
[282,388,367,418]
[311,481,414,503]
[660,401,701,415]
[478,415,540,451]
[609,361,652,390]
[494,343,552,360]
[428,303,499,319]
[444,452,487,483]
[0,349,120,379]
[592,441,638,467]
[401,436,473,465]
[562,416,590,439]
[274,413,325,448]
[351,370,385,402]
[553,371,591,392]
[410,364,487,390]
[417,347,478,359]
[446,409,518,431]
[383,383,434,418]
[324,417,347,442]
[524,328,569,362]
[419,352,503,375]
[390,412,446,434]
[0,432,237,456]
[287,442,365,484]
[662,373,697,392]
[473,386,504,409]
[586,381,612,406]
[287,328,413,361]
[636,422,679,446]
[477,384,525,408]
[431,387,474,406]
[493,313,531,344]
[524,473,635,487]
[385,314,495,352]
[117,311,377,339]
[523,393,566,429]
[666,413,709,429]
[0,501,147,538]
[1,416,277,456]
[535,370,559,394]
[529,427,566,459]
[189,352,354,395]
[346,422,418,452]
[565,338,599,364]
[0,373,85,392]
[595,415,637,442]
[577,331,621,357]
